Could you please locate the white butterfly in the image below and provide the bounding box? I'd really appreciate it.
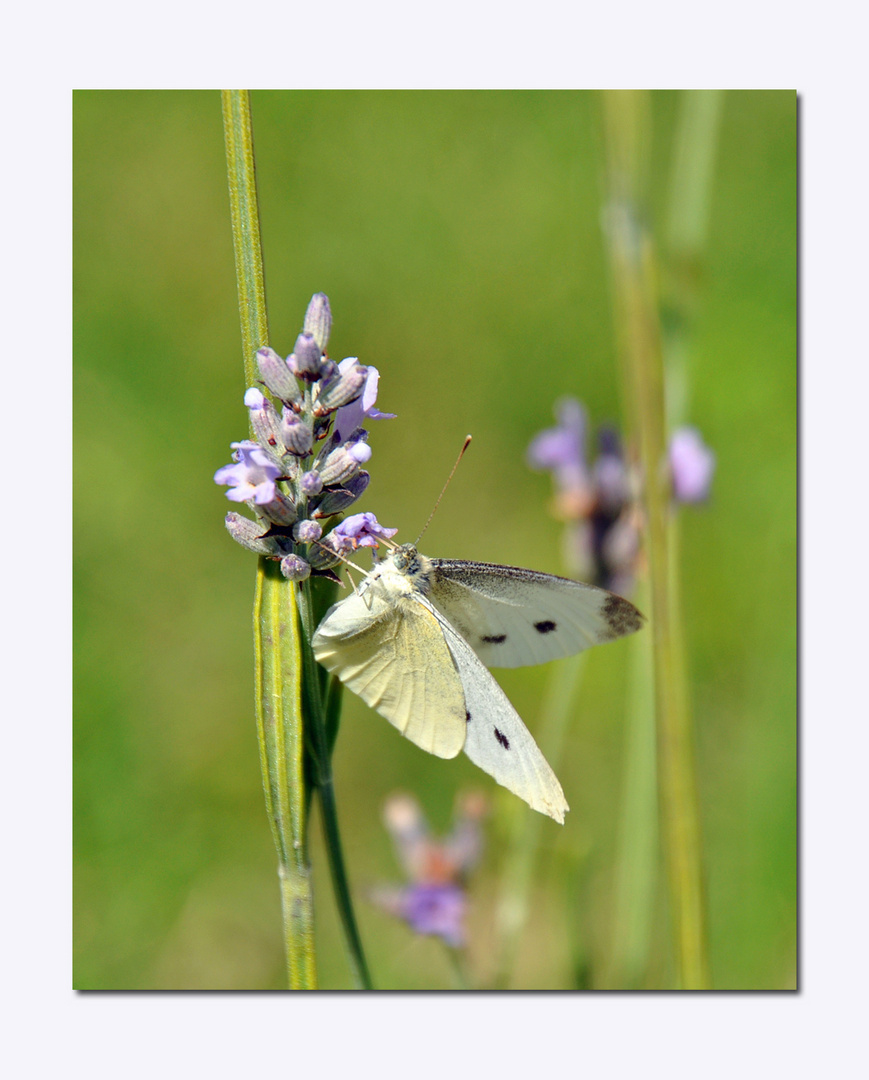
[312,544,645,823]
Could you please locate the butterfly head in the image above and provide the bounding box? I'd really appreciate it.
[392,543,420,573]
[391,543,434,590]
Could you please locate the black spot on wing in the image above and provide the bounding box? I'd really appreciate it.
[465,710,471,723]
[534,620,557,634]
[481,634,507,644]
[601,594,644,638]
[493,727,510,749]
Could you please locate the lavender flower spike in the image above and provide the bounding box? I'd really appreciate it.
[214,441,282,504]
[332,512,398,551]
[669,426,716,503]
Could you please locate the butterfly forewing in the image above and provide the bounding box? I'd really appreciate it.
[429,560,644,669]
[312,585,468,759]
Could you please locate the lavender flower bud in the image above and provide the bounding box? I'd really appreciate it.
[300,470,323,496]
[224,512,283,555]
[347,437,372,464]
[257,488,298,526]
[318,358,337,384]
[313,360,368,416]
[279,554,311,581]
[303,292,332,352]
[280,409,314,457]
[307,536,342,570]
[256,346,302,405]
[293,519,323,544]
[288,332,324,381]
[311,471,369,517]
[245,388,286,456]
[318,447,359,487]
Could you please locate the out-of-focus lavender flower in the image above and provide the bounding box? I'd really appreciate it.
[529,397,715,595]
[332,512,397,551]
[214,294,398,581]
[370,792,486,948]
[527,397,593,519]
[669,426,716,504]
[528,399,635,589]
[214,441,282,505]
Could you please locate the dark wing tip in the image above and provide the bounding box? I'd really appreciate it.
[601,594,645,638]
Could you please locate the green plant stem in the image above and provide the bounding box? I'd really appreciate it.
[445,947,472,990]
[663,90,725,426]
[601,90,710,989]
[297,582,373,989]
[223,89,317,988]
[605,582,658,988]
[221,90,268,387]
[254,561,317,988]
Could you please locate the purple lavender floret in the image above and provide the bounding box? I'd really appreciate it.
[332,512,397,550]
[214,441,282,505]
[333,361,395,443]
[669,426,716,503]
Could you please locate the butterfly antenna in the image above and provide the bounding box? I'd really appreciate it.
[415,434,472,545]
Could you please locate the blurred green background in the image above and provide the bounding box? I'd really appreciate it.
[73,90,795,990]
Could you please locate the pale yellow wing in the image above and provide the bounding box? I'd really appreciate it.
[313,592,467,759]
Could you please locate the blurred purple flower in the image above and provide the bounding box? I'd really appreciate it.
[214,441,282,505]
[402,885,466,948]
[529,399,715,595]
[527,397,593,517]
[529,400,635,589]
[371,792,486,948]
[669,426,716,503]
[332,511,397,550]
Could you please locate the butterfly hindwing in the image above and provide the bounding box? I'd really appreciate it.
[419,596,568,823]
[429,559,644,668]
[313,584,468,759]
